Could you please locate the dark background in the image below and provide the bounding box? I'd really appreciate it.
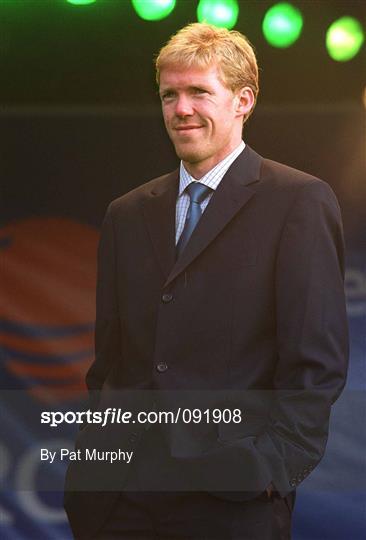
[1,0,365,237]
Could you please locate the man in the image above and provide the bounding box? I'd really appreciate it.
[64,23,348,539]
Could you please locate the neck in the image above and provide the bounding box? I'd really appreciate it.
[183,139,243,180]
[183,160,215,180]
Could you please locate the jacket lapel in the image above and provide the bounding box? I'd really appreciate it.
[141,145,263,286]
[165,145,262,287]
[141,170,179,279]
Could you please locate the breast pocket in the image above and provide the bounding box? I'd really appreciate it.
[209,229,257,272]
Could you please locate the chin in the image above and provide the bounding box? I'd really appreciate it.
[175,146,206,164]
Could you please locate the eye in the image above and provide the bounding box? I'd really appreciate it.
[161,91,175,101]
[192,87,207,95]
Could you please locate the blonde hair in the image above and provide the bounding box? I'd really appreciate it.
[155,22,259,122]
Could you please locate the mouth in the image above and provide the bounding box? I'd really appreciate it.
[174,126,203,133]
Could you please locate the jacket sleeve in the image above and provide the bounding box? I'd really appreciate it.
[85,203,121,411]
[254,179,349,496]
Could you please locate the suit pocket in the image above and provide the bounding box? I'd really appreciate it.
[217,416,267,443]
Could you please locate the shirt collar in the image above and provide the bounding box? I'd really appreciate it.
[178,140,245,196]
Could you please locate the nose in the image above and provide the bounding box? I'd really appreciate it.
[174,94,194,118]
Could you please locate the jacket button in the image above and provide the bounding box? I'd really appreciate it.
[156,362,168,373]
[162,293,173,303]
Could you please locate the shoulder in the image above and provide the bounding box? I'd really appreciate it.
[261,156,320,190]
[242,145,335,199]
[106,169,178,215]
[257,154,340,211]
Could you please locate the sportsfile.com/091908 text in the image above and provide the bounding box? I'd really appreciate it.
[41,407,243,428]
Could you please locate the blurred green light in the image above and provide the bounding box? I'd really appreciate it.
[132,0,176,21]
[326,17,364,62]
[67,0,97,5]
[262,2,303,48]
[197,0,239,30]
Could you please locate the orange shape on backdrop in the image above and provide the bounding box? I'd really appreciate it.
[0,218,100,401]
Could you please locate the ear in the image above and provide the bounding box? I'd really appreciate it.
[234,87,255,119]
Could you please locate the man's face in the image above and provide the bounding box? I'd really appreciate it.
[159,63,247,177]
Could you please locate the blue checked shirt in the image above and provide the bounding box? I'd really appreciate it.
[175,141,245,245]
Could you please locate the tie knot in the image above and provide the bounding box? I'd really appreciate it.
[186,182,212,204]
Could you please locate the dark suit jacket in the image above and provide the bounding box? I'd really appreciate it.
[64,145,349,539]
